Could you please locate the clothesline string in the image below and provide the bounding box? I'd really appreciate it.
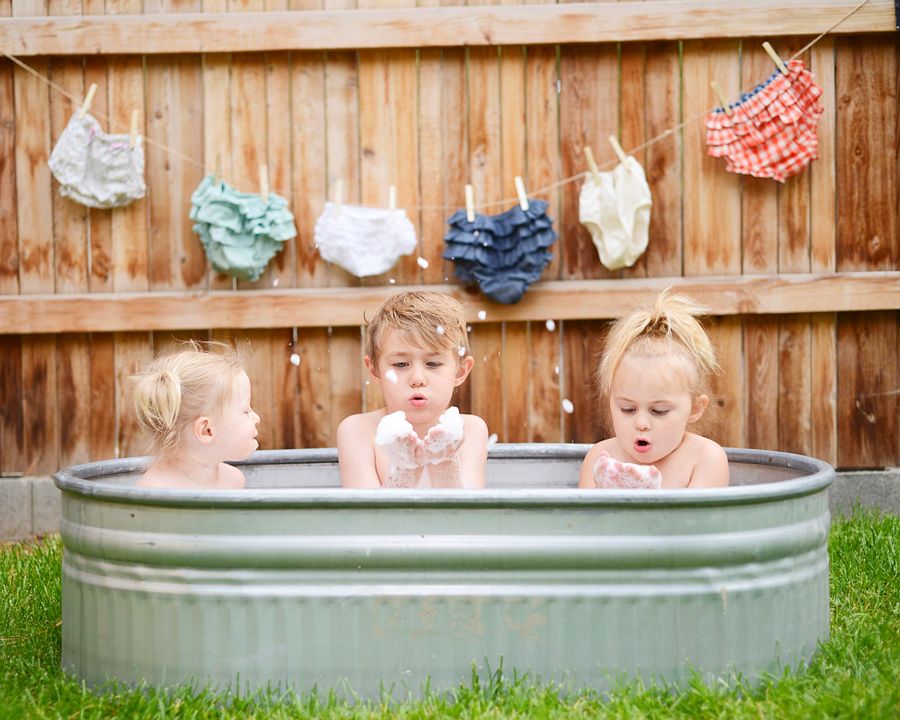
[0,0,869,212]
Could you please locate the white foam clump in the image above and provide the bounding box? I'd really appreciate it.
[424,407,464,456]
[417,257,430,269]
[375,410,414,446]
[562,398,575,414]
[289,353,301,366]
[477,310,487,320]
[384,369,399,384]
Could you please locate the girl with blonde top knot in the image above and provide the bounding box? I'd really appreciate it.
[132,341,260,489]
[579,289,729,490]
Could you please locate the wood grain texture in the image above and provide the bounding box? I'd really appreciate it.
[4,1,895,55]
[4,272,896,334]
[0,56,17,296]
[682,39,741,277]
[89,333,116,460]
[0,336,25,473]
[742,316,778,451]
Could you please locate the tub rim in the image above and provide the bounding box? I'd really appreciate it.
[53,445,834,510]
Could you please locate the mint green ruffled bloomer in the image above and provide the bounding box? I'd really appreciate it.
[190,174,297,282]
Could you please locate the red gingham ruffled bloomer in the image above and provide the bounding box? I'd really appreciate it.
[705,59,824,182]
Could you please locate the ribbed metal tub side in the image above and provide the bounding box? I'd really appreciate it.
[55,446,833,697]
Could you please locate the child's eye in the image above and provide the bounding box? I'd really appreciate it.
[392,362,408,369]
[651,409,670,416]
[426,361,443,368]
[619,406,636,414]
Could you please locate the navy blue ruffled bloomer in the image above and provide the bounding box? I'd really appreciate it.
[442,200,557,304]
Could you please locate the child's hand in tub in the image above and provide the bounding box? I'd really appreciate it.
[592,450,662,489]
[375,411,423,487]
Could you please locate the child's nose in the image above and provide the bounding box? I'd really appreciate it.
[409,365,426,386]
[635,412,651,431]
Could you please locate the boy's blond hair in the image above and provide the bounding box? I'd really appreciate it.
[366,291,469,370]
[598,289,719,398]
[132,340,247,457]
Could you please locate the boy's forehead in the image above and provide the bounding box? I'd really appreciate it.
[380,328,452,355]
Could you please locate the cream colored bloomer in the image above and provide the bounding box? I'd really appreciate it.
[578,156,652,271]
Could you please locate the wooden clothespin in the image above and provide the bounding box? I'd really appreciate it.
[710,81,733,117]
[78,83,98,120]
[762,42,789,74]
[514,176,529,211]
[388,184,397,211]
[583,146,601,184]
[333,178,343,215]
[608,135,628,165]
[259,164,269,203]
[465,184,475,222]
[129,109,140,149]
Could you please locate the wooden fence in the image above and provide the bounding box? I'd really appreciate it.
[0,0,898,475]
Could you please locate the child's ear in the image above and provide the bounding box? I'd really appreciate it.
[454,355,475,387]
[364,355,381,384]
[193,416,215,445]
[688,394,709,424]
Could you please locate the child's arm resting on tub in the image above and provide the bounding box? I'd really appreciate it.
[337,414,382,488]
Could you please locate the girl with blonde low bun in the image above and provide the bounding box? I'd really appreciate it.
[132,341,260,489]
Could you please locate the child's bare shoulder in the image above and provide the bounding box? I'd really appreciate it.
[337,409,386,442]
[218,463,247,489]
[460,413,488,437]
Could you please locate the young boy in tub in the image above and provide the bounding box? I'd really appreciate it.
[338,291,489,488]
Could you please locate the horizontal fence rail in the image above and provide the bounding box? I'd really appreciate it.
[1,0,896,56]
[1,273,898,334]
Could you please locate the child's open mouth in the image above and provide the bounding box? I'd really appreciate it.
[409,395,427,408]
[634,439,651,453]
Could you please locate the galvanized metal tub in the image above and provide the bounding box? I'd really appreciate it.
[54,445,833,697]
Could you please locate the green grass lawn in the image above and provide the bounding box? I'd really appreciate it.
[2,511,898,719]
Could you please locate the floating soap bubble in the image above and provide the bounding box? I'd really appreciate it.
[545,319,556,332]
[477,310,487,320]
[562,398,575,414]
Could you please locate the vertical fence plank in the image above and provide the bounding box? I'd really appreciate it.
[0,7,23,473]
[145,50,205,291]
[558,43,617,280]
[739,43,779,452]
[88,333,116,460]
[525,42,562,442]
[499,42,529,442]
[467,42,504,439]
[13,0,59,474]
[808,37,837,465]
[289,10,330,445]
[835,37,898,468]
[620,40,646,280]
[643,41,682,277]
[562,319,604,444]
[109,0,151,458]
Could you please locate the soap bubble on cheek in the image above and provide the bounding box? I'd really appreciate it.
[385,369,399,384]
[562,398,575,414]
